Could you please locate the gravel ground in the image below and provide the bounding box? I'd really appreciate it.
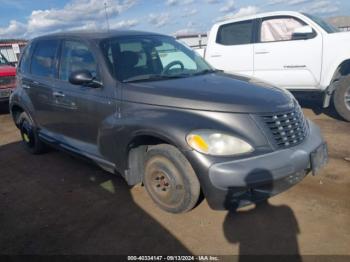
[0,94,349,257]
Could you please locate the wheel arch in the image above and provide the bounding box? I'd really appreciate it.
[123,132,183,186]
[10,104,25,127]
[323,59,350,108]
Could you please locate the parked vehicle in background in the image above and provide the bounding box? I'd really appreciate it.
[10,30,327,213]
[0,53,16,102]
[199,11,350,122]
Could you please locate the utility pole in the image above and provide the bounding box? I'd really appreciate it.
[104,2,110,32]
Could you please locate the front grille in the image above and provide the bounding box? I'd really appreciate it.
[261,105,308,149]
[0,76,15,88]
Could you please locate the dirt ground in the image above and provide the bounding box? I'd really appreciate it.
[0,93,349,257]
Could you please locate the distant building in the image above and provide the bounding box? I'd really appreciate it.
[328,16,350,31]
[0,39,27,65]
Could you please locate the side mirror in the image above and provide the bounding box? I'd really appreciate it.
[69,70,102,88]
[292,26,315,40]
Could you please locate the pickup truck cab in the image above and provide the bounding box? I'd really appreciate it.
[10,31,327,213]
[201,11,350,121]
[0,53,16,102]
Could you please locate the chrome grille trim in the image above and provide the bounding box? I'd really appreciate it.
[261,105,308,149]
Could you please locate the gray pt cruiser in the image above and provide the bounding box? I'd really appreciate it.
[10,31,328,213]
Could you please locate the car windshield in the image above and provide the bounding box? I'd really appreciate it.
[303,13,339,33]
[0,53,9,65]
[100,35,214,82]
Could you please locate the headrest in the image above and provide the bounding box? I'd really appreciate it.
[120,51,139,68]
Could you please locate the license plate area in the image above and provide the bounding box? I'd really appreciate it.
[310,143,328,175]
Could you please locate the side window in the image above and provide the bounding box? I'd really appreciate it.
[216,20,254,46]
[19,43,35,74]
[31,39,59,78]
[261,17,305,42]
[59,40,97,81]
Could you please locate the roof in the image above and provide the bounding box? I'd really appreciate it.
[32,30,167,41]
[214,11,307,26]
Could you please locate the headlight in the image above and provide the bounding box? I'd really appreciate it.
[186,130,254,156]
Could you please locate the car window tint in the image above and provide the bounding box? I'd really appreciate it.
[216,20,253,45]
[59,40,97,81]
[31,39,59,78]
[261,17,304,42]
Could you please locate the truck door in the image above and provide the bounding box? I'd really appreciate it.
[206,20,254,77]
[253,16,323,90]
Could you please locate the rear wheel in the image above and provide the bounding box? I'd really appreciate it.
[18,112,47,154]
[333,75,350,122]
[143,144,200,213]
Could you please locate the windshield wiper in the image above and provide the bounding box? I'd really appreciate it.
[122,74,190,83]
[191,69,221,76]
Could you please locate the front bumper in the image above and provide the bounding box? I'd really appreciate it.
[203,120,327,210]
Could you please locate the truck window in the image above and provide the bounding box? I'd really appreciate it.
[59,40,98,81]
[216,20,254,46]
[31,39,59,78]
[260,17,305,42]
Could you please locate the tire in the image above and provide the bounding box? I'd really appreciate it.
[17,112,47,154]
[143,144,200,214]
[333,75,350,122]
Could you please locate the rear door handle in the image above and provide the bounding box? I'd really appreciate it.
[22,84,31,89]
[255,51,270,55]
[210,54,222,58]
[53,91,65,97]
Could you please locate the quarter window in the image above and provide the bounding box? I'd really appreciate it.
[31,39,59,78]
[260,17,305,42]
[59,40,97,81]
[216,20,254,46]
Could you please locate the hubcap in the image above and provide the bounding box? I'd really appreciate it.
[345,86,350,111]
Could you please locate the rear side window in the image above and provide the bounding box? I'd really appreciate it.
[31,39,59,78]
[59,40,98,81]
[216,20,254,46]
[19,43,34,74]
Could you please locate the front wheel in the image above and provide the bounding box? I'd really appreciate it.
[333,76,350,122]
[143,144,200,213]
[18,112,47,154]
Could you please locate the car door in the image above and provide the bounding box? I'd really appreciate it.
[20,38,60,130]
[206,19,255,77]
[52,39,116,153]
[253,15,323,90]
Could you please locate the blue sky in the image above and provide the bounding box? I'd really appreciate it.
[0,0,349,39]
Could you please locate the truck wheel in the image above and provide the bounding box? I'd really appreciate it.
[333,76,350,122]
[18,112,47,154]
[143,144,200,213]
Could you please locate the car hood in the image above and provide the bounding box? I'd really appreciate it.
[0,65,16,77]
[122,72,295,113]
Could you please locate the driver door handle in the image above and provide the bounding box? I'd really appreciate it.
[53,91,65,97]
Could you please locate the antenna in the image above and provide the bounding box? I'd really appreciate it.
[104,2,110,32]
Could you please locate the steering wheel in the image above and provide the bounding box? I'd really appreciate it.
[162,60,184,74]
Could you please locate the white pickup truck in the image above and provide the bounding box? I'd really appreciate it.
[199,11,350,121]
